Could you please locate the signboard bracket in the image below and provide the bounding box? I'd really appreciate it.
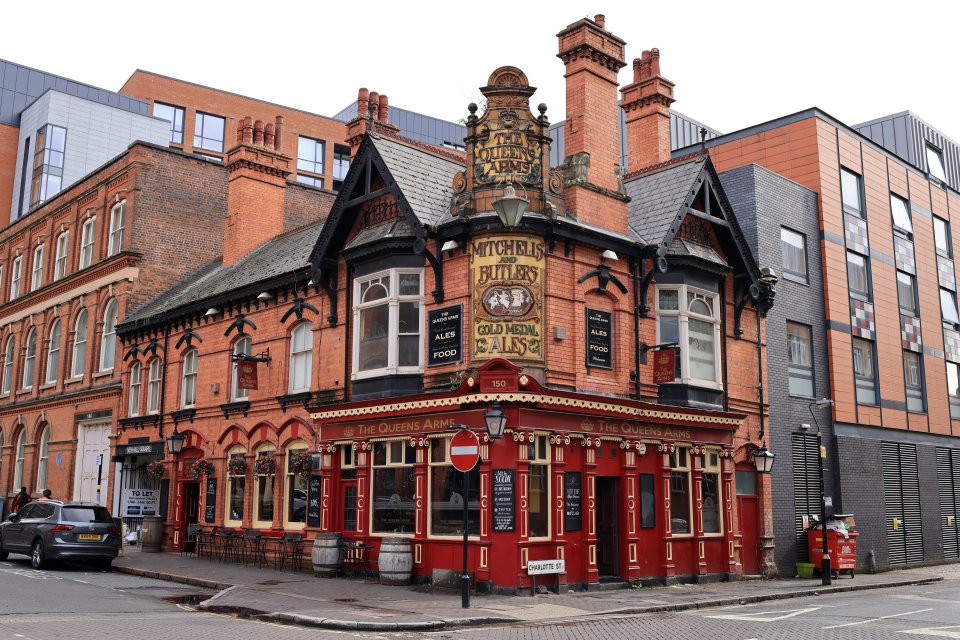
[639,341,678,366]
[232,349,271,363]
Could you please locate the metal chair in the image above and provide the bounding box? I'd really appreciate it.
[274,532,303,571]
[181,524,200,557]
[240,528,264,567]
[195,526,217,560]
[218,528,242,564]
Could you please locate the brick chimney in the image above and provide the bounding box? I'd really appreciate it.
[620,48,675,171]
[344,87,400,155]
[556,14,629,233]
[223,115,291,266]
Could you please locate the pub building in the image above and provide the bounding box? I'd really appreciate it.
[115,15,780,592]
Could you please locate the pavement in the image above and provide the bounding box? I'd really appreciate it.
[113,547,947,632]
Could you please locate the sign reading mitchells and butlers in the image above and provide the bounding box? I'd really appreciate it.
[471,235,544,361]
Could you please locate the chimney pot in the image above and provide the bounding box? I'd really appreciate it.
[594,14,605,29]
[264,123,275,148]
[253,120,264,146]
[632,58,642,83]
[378,94,389,123]
[651,48,661,77]
[240,116,254,145]
[640,50,652,80]
[274,116,283,151]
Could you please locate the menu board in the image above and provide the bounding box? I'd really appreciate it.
[428,305,463,366]
[307,476,322,528]
[585,309,612,368]
[564,472,582,531]
[204,477,217,523]
[492,468,515,532]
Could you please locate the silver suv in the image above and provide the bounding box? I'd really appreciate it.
[0,501,120,569]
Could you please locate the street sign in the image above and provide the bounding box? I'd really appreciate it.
[450,429,480,472]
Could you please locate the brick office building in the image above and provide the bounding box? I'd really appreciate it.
[689,108,960,572]
[116,15,784,590]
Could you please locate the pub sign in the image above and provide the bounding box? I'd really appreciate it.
[585,308,612,368]
[428,305,462,366]
[238,360,258,390]
[652,348,677,384]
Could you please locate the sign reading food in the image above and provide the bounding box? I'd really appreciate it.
[471,235,544,361]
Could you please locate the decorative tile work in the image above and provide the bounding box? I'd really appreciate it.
[938,256,956,291]
[901,314,922,352]
[850,298,876,340]
[894,235,916,274]
[845,214,869,254]
[946,329,960,363]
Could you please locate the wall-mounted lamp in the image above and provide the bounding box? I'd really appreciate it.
[492,184,528,228]
[484,402,508,440]
[165,427,186,455]
[600,249,618,261]
[205,308,219,317]
[441,240,460,253]
[256,292,272,301]
[751,442,776,473]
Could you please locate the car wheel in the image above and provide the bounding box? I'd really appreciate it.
[31,540,46,570]
[0,535,8,560]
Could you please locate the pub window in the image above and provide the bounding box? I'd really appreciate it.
[180,348,198,408]
[527,434,550,538]
[2,335,15,394]
[429,436,480,537]
[656,286,721,387]
[254,447,276,526]
[146,357,162,414]
[284,442,308,528]
[353,269,424,378]
[669,446,692,535]
[372,440,416,534]
[340,444,357,479]
[640,473,656,529]
[128,361,142,416]
[45,319,61,384]
[225,448,246,527]
[701,449,722,534]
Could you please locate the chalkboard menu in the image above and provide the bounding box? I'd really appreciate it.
[492,468,515,532]
[586,309,612,368]
[428,305,463,366]
[204,477,217,523]
[564,472,582,531]
[307,475,322,528]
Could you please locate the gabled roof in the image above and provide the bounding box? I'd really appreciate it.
[123,222,322,327]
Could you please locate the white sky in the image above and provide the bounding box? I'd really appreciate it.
[4,1,960,143]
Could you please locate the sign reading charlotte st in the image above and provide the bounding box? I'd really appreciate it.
[428,305,462,366]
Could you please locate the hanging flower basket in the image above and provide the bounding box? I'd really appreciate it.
[254,453,276,475]
[191,458,215,480]
[227,455,248,476]
[289,451,313,480]
[145,460,165,480]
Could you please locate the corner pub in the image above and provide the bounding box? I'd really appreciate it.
[116,14,780,593]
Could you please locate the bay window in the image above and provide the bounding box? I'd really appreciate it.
[353,269,423,378]
[656,285,721,386]
[429,436,480,536]
[372,440,416,534]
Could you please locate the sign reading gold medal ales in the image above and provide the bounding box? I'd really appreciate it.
[471,235,544,361]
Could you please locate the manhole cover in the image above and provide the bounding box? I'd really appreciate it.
[335,598,359,603]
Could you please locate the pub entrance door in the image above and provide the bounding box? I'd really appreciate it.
[595,477,620,580]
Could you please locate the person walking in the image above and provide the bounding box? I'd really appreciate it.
[38,489,52,501]
[11,487,29,512]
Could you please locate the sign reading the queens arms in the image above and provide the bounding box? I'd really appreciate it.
[471,235,544,361]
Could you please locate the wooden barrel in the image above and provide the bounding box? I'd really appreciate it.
[378,537,412,585]
[140,516,164,553]
[311,532,342,577]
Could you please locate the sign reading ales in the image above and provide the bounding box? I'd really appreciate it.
[471,235,544,361]
[585,309,612,368]
[428,305,462,366]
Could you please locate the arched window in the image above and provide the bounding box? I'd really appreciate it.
[253,445,276,527]
[107,200,125,257]
[288,324,313,393]
[231,337,251,401]
[36,425,50,491]
[353,269,423,377]
[21,327,36,390]
[181,349,198,408]
[31,243,44,291]
[71,309,88,378]
[128,361,142,416]
[2,335,14,394]
[45,319,61,384]
[225,445,246,527]
[284,440,308,528]
[99,299,118,372]
[147,358,162,414]
[12,430,25,490]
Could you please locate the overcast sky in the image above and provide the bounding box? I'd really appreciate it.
[4,1,959,142]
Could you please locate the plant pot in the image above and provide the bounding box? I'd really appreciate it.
[796,562,815,578]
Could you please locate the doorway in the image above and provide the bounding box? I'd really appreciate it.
[595,477,620,580]
[736,465,760,575]
[184,482,200,528]
[77,423,111,504]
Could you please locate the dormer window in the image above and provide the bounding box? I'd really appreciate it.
[352,269,423,379]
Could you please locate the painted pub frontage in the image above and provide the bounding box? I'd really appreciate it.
[115,15,782,592]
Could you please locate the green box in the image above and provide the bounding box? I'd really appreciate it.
[796,562,815,578]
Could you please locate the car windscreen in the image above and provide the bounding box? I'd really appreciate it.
[61,507,113,523]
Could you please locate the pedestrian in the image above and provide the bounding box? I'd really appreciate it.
[11,486,29,512]
[38,489,52,501]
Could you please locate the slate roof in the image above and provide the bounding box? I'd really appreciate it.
[123,222,322,325]
[625,154,708,246]
[371,135,463,227]
[344,218,417,251]
[666,237,729,268]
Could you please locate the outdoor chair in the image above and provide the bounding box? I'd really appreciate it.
[274,532,303,571]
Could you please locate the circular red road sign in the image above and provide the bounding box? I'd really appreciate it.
[450,429,480,472]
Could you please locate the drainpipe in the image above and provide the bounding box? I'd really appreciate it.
[720,280,729,411]
[158,325,170,439]
[632,257,642,399]
[756,307,765,441]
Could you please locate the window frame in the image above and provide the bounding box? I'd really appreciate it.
[231,336,252,401]
[897,271,918,315]
[428,435,481,538]
[655,284,722,389]
[253,446,277,528]
[669,446,693,536]
[181,348,198,409]
[45,319,61,385]
[54,231,69,280]
[903,350,926,413]
[288,323,313,393]
[296,135,325,179]
[927,144,947,182]
[10,255,22,300]
[153,102,185,145]
[780,226,808,283]
[21,327,36,390]
[224,446,246,527]
[107,201,125,257]
[700,448,724,536]
[890,193,913,235]
[71,309,88,379]
[13,429,25,490]
[352,268,425,379]
[846,251,871,301]
[30,124,66,205]
[371,439,417,536]
[935,217,953,258]
[79,217,95,270]
[146,357,162,415]
[283,441,309,530]
[99,299,118,372]
[947,361,960,420]
[526,433,551,539]
[128,360,142,417]
[35,425,50,491]
[841,168,864,218]
[852,337,878,406]
[194,112,225,153]
[942,288,960,326]
[30,244,43,291]
[786,321,815,398]
[2,335,14,394]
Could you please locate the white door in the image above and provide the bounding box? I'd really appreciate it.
[79,423,111,504]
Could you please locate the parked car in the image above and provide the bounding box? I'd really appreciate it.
[0,501,120,569]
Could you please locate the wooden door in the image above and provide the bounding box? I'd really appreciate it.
[79,423,111,504]
[595,477,619,579]
[736,465,760,575]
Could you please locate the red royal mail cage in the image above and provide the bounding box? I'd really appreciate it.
[808,528,858,578]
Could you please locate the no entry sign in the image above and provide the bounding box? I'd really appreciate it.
[450,429,480,472]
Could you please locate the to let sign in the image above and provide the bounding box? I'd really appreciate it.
[238,361,258,390]
[585,309,612,368]
[428,305,462,366]
[652,348,677,384]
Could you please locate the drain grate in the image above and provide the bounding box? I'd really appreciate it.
[334,598,359,603]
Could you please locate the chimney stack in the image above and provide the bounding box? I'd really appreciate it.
[345,87,400,154]
[556,15,629,233]
[222,115,291,266]
[620,48,675,171]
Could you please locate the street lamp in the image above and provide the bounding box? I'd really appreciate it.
[484,402,508,440]
[165,426,186,455]
[751,442,776,473]
[492,185,528,228]
[808,398,834,586]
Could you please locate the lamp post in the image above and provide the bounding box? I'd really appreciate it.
[165,426,186,455]
[807,398,834,585]
[751,442,776,474]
